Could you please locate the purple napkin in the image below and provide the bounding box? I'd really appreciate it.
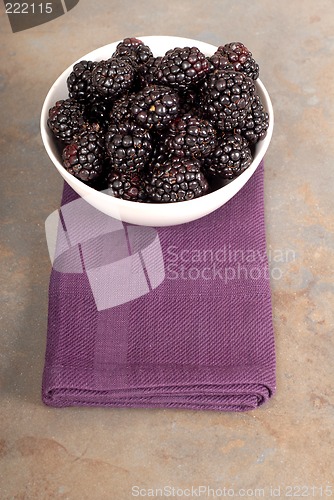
[42,161,276,411]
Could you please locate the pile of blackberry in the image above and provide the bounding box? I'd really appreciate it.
[48,37,269,203]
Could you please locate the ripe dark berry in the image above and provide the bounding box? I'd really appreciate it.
[139,56,163,87]
[113,37,153,67]
[92,58,135,99]
[203,133,252,179]
[107,168,148,202]
[105,121,152,172]
[67,60,97,104]
[130,85,180,130]
[146,156,209,202]
[62,128,106,182]
[162,114,216,159]
[236,95,269,144]
[200,70,255,131]
[207,53,234,72]
[153,46,209,91]
[48,98,86,144]
[215,42,259,80]
[109,93,133,124]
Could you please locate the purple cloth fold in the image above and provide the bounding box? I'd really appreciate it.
[42,160,276,411]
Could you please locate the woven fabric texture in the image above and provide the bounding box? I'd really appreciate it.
[42,161,276,411]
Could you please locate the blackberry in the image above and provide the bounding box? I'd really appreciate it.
[135,44,154,66]
[130,85,180,130]
[62,127,106,182]
[236,95,269,144]
[203,133,252,179]
[146,156,209,202]
[92,58,135,99]
[162,113,216,159]
[113,37,143,58]
[216,42,259,80]
[47,98,86,144]
[67,60,97,104]
[207,53,234,72]
[105,121,152,171]
[139,56,163,87]
[109,93,133,124]
[153,46,209,91]
[113,37,153,67]
[107,168,148,202]
[200,70,255,131]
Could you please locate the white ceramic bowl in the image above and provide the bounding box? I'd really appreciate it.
[40,36,274,227]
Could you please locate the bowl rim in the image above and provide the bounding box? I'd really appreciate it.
[40,36,274,217]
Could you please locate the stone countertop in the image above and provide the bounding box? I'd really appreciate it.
[1,0,333,498]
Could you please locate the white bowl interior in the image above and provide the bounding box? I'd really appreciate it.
[41,36,274,227]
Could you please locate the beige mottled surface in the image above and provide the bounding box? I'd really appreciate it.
[1,1,333,498]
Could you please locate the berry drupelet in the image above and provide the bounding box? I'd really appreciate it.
[146,156,209,202]
[47,98,86,144]
[105,121,152,172]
